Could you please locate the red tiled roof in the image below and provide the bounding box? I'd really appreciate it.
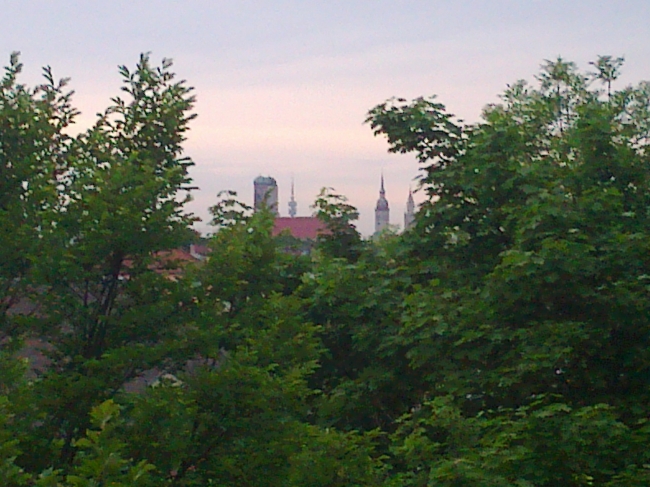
[272,217,326,240]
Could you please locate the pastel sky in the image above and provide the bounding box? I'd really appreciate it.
[2,1,649,234]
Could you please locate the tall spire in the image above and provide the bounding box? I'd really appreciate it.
[288,177,297,218]
[375,173,390,234]
[404,187,415,230]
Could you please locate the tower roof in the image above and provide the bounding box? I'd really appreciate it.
[375,197,389,211]
[254,175,277,185]
[406,187,415,210]
[375,174,389,211]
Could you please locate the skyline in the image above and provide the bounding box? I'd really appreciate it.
[2,1,650,234]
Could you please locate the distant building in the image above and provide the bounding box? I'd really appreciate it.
[404,188,415,230]
[273,216,325,254]
[374,175,390,234]
[288,179,297,218]
[252,176,324,252]
[273,216,325,240]
[254,176,279,215]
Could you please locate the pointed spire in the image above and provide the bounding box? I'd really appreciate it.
[406,186,415,211]
[404,186,415,230]
[375,173,390,234]
[288,176,297,218]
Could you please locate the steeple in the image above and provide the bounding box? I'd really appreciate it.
[404,187,415,230]
[288,178,297,218]
[374,173,390,234]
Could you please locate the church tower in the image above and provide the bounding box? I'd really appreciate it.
[254,176,279,215]
[288,178,297,218]
[374,174,390,234]
[404,187,415,230]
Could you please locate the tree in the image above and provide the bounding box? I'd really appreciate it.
[1,52,198,476]
[312,187,364,261]
[8,49,649,486]
[366,56,650,485]
[0,53,387,485]
[0,52,77,337]
[115,191,385,486]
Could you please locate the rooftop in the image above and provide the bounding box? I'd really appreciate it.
[273,216,326,240]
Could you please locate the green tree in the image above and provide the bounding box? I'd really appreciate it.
[0,52,391,486]
[116,192,386,486]
[367,56,650,485]
[1,53,198,475]
[312,187,364,261]
[300,245,418,433]
[0,52,77,359]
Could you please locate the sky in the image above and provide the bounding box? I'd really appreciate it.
[2,1,649,234]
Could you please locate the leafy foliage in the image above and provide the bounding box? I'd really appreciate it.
[312,187,364,261]
[366,55,650,485]
[2,52,650,486]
